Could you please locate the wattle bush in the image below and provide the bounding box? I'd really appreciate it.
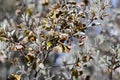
[0,0,120,80]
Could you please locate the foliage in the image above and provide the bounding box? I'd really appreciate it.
[0,0,120,80]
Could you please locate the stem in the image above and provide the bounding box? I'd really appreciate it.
[109,70,113,80]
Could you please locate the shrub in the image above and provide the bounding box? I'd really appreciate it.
[0,0,120,80]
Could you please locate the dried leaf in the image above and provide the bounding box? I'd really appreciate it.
[42,0,49,6]
[8,74,21,80]
[56,11,63,18]
[11,47,17,51]
[53,45,63,53]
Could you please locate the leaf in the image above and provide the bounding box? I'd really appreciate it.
[59,33,68,41]
[12,74,21,80]
[15,44,23,50]
[17,24,23,29]
[13,58,18,65]
[74,31,85,36]
[39,33,46,39]
[25,55,35,66]
[77,22,86,31]
[41,19,47,25]
[25,8,33,16]
[28,47,33,51]
[79,71,83,76]
[24,30,30,36]
[46,41,52,50]
[29,35,36,41]
[39,62,44,69]
[53,45,63,53]
[32,62,36,70]
[77,62,81,67]
[7,74,21,80]
[21,36,28,44]
[52,3,60,10]
[83,0,89,5]
[67,1,76,5]
[11,30,16,36]
[11,46,17,51]
[72,68,78,79]
[0,37,7,41]
[85,75,91,80]
[82,56,88,62]
[42,0,49,6]
[48,11,54,17]
[25,55,35,62]
[61,44,70,53]
[38,59,44,69]
[0,30,6,37]
[56,11,63,18]
[68,15,73,22]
